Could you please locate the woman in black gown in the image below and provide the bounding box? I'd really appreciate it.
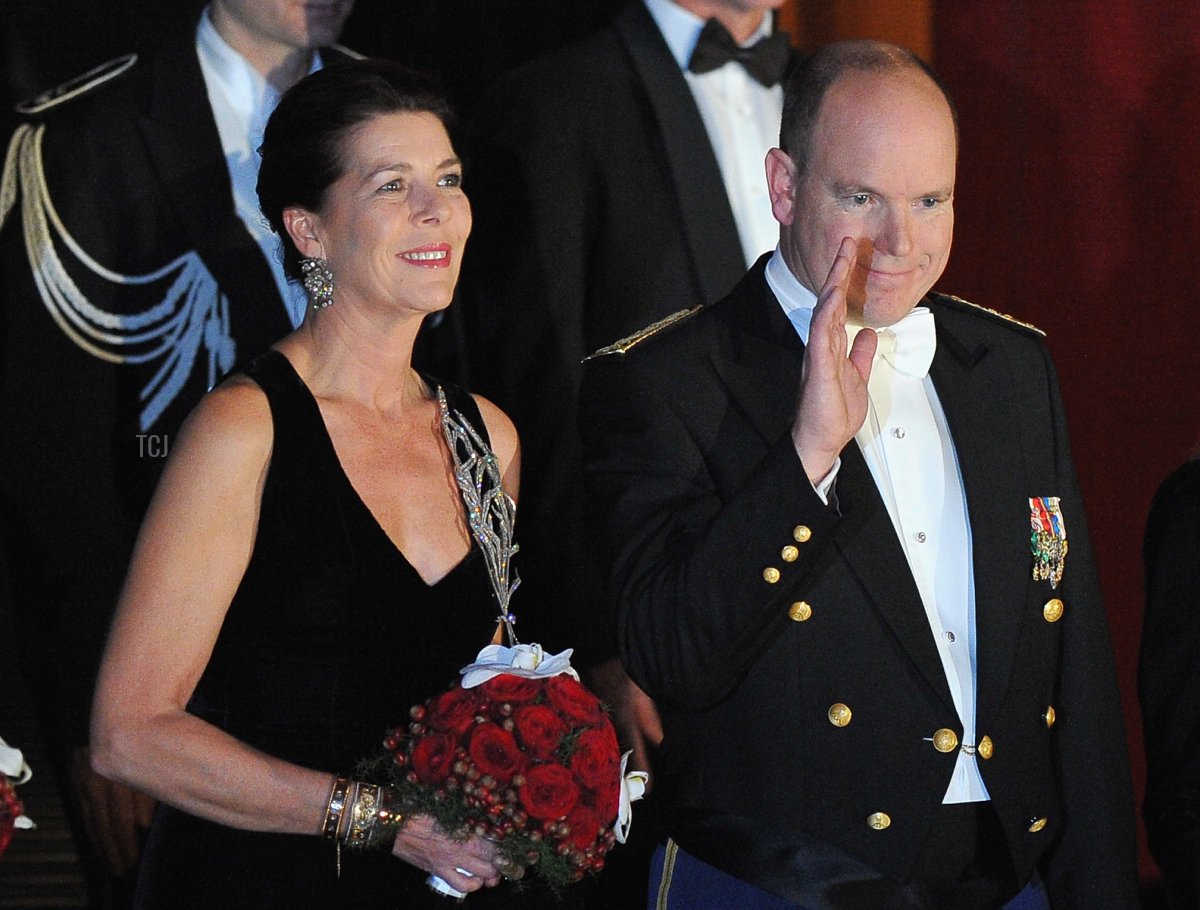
[91,61,527,906]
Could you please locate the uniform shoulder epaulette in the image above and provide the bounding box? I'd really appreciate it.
[582,305,704,361]
[14,54,138,116]
[2,54,232,434]
[932,293,1046,337]
[328,43,366,61]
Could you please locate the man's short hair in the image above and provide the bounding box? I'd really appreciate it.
[780,39,959,177]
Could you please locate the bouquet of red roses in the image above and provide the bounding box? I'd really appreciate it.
[0,736,34,860]
[369,643,645,893]
[361,392,645,895]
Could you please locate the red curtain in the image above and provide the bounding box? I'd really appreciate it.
[934,3,1200,881]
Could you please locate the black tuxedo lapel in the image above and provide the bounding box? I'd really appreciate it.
[709,266,957,710]
[832,442,958,711]
[929,308,1031,728]
[705,264,803,443]
[615,3,745,305]
[136,29,291,359]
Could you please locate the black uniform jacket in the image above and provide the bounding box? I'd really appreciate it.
[0,24,351,747]
[580,260,1138,908]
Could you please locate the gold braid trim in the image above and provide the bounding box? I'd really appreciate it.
[583,305,704,361]
[15,54,138,115]
[934,293,1046,337]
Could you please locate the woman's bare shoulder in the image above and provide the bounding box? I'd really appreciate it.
[470,393,519,470]
[171,375,274,473]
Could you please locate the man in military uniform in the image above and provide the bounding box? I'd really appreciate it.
[0,1,355,901]
[582,40,1137,908]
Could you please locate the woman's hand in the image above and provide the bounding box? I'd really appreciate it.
[391,814,522,892]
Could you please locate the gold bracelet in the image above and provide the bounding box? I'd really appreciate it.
[342,782,405,849]
[321,775,351,840]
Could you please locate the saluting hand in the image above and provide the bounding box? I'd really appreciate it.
[792,237,877,484]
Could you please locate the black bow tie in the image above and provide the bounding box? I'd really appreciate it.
[687,19,791,87]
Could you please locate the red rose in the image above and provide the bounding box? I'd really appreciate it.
[518,762,580,820]
[427,686,481,736]
[479,673,543,705]
[585,776,620,825]
[564,803,605,852]
[545,674,604,725]
[468,723,526,784]
[410,732,458,784]
[0,780,22,858]
[513,704,569,759]
[570,727,620,791]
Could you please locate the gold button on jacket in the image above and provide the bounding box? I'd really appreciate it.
[762,566,781,584]
[867,812,891,830]
[1028,817,1048,833]
[793,525,812,543]
[977,735,994,760]
[1043,598,1064,622]
[932,728,958,753]
[788,601,812,622]
[781,545,799,562]
[828,703,852,727]
[1043,706,1056,728]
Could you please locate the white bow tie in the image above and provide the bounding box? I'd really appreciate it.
[872,308,936,378]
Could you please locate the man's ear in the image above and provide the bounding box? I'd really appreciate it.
[765,148,797,227]
[283,207,325,259]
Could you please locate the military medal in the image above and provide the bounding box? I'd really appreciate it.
[1029,496,1068,589]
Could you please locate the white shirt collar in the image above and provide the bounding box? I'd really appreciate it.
[197,8,274,129]
[765,247,819,343]
[765,247,932,344]
[196,7,322,138]
[643,0,772,70]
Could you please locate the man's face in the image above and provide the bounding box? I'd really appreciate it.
[212,0,354,52]
[672,0,786,25]
[770,69,957,327]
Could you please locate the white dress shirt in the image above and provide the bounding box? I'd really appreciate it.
[766,249,990,804]
[197,8,321,329]
[643,0,783,268]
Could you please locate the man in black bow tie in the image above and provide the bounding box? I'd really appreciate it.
[463,5,790,901]
[581,39,1138,909]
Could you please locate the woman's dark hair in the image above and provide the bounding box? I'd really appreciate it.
[257,59,455,282]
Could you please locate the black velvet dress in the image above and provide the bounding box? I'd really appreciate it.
[134,350,536,908]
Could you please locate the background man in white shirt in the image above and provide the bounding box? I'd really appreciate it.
[462,4,790,900]
[0,1,354,902]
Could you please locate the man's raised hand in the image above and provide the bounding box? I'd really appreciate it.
[792,237,878,484]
